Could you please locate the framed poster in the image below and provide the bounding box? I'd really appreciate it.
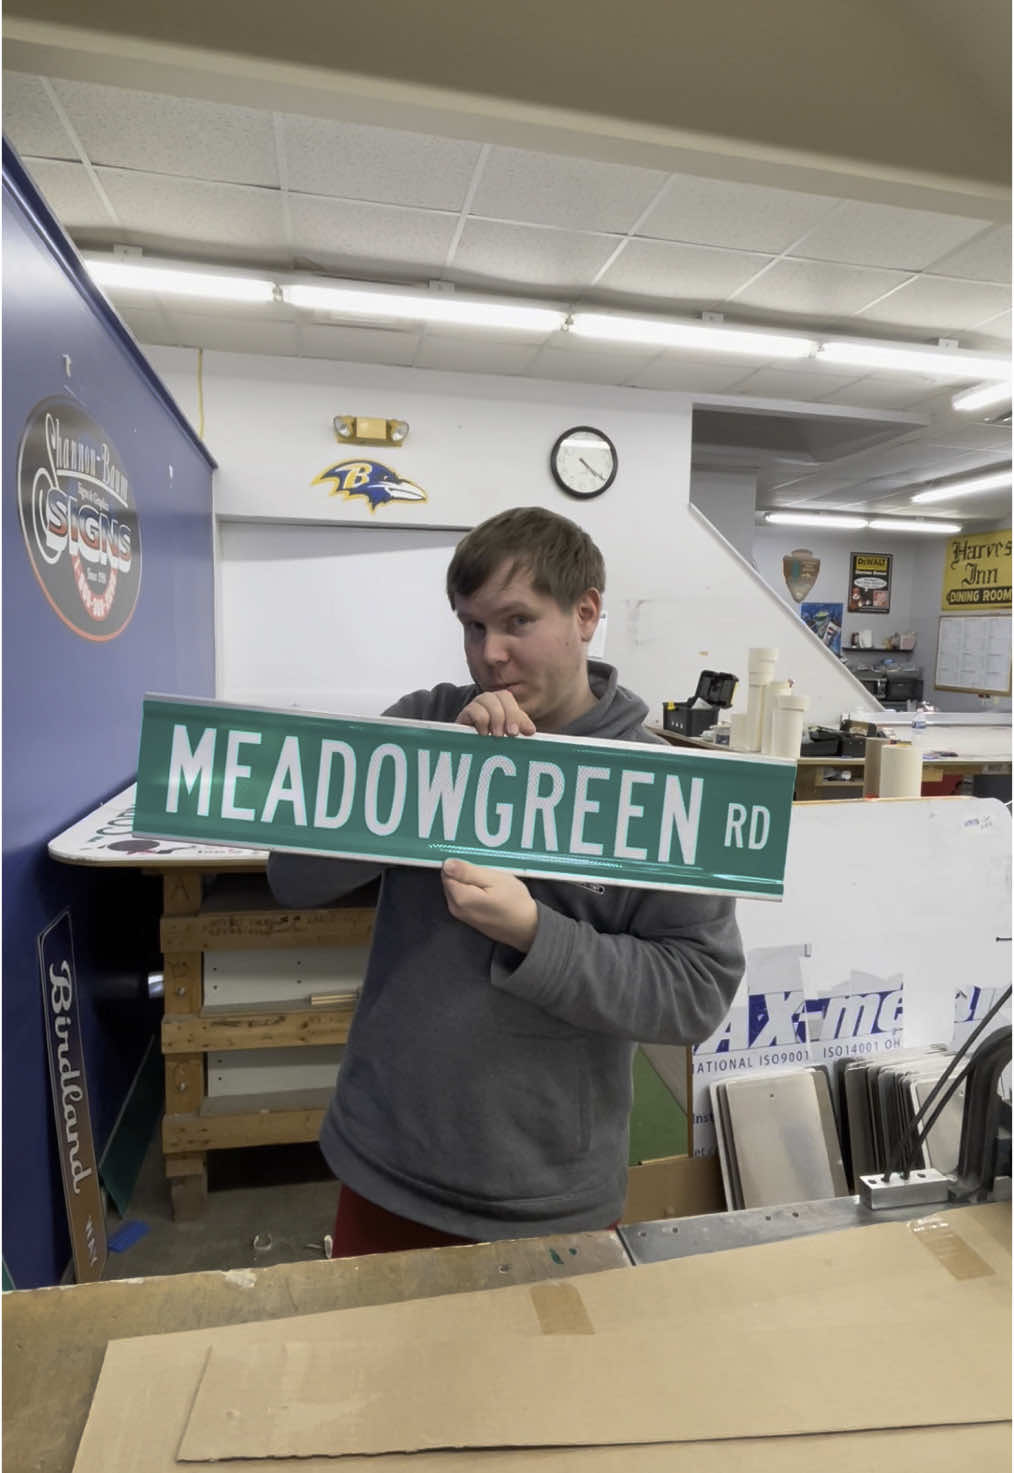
[848,552,892,613]
[800,601,843,655]
[941,529,1012,611]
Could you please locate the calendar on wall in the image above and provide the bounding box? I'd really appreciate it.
[935,614,1012,695]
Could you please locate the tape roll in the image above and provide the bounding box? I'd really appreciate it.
[878,742,923,798]
[863,736,888,798]
[729,713,750,750]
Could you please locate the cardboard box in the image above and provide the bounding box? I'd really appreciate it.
[622,1153,725,1223]
[73,1204,1011,1470]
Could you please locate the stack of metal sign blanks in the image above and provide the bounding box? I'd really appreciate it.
[841,1046,962,1186]
[712,1067,849,1209]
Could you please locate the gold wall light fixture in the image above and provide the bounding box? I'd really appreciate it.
[333,415,410,446]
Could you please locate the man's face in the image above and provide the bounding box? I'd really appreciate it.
[453,562,601,731]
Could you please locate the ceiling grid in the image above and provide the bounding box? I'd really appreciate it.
[2,50,1009,521]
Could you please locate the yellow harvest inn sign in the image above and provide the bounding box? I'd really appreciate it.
[941,529,1012,611]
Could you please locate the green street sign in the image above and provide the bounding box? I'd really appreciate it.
[134,696,796,899]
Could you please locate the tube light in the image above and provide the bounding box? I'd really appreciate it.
[87,259,275,302]
[569,313,816,359]
[816,341,1009,380]
[910,470,1012,504]
[764,512,869,529]
[951,381,1013,413]
[867,519,962,534]
[282,283,564,332]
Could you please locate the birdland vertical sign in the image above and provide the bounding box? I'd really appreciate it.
[37,911,108,1283]
[134,697,796,899]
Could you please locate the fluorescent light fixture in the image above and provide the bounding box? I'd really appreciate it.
[764,512,869,529]
[569,313,815,359]
[816,341,1009,380]
[910,470,1012,504]
[868,518,962,534]
[952,381,1013,413]
[86,258,275,302]
[282,283,563,332]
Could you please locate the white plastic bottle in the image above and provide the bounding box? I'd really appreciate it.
[771,691,810,760]
[761,680,791,754]
[744,648,777,751]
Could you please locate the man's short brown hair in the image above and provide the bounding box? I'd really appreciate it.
[446,507,605,610]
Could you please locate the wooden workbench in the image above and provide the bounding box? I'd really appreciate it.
[2,1228,629,1473]
[648,724,1012,801]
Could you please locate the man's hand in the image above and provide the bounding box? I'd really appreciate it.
[455,690,536,737]
[441,859,538,952]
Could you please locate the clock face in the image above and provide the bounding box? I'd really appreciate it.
[550,426,618,499]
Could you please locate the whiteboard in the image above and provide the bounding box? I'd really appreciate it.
[935,614,1012,695]
[689,797,1012,1155]
[218,523,470,715]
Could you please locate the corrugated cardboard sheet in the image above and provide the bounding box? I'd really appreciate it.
[73,1206,1011,1471]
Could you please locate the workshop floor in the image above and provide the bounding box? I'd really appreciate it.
[102,1136,340,1280]
[102,1049,686,1281]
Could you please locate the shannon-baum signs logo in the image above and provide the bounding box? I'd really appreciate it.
[17,398,142,640]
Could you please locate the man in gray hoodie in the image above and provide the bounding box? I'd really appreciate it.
[268,507,744,1254]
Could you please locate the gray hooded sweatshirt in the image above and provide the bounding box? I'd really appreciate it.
[267,661,744,1239]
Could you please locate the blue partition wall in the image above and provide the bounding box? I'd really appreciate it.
[2,141,216,1287]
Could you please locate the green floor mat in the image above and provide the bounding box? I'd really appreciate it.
[628,1048,687,1165]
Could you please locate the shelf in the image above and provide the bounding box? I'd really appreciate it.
[842,647,915,654]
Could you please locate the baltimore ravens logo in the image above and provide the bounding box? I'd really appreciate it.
[313,460,428,513]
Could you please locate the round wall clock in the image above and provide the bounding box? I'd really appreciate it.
[550,426,618,499]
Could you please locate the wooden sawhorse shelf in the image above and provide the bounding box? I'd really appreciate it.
[158,868,373,1218]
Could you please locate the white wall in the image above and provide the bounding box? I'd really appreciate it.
[753,524,918,646]
[149,346,875,726]
[752,521,1012,713]
[689,471,757,561]
[218,523,467,713]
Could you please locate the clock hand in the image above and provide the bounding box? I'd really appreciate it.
[579,457,606,481]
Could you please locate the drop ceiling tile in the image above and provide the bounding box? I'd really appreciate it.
[927,225,1012,284]
[116,306,175,347]
[414,337,537,374]
[819,375,942,411]
[53,80,278,186]
[529,346,655,385]
[471,147,666,233]
[2,72,76,159]
[730,366,869,400]
[282,116,482,211]
[638,173,838,253]
[595,239,772,301]
[733,258,912,317]
[298,322,421,365]
[24,158,111,230]
[98,286,283,323]
[855,275,1012,334]
[448,220,618,291]
[158,312,302,356]
[97,170,287,254]
[289,195,457,276]
[789,200,989,270]
[423,320,554,346]
[892,385,957,416]
[626,356,761,391]
[959,309,1011,345]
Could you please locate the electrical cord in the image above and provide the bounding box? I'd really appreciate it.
[886,985,1011,1177]
[904,1026,1011,1195]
